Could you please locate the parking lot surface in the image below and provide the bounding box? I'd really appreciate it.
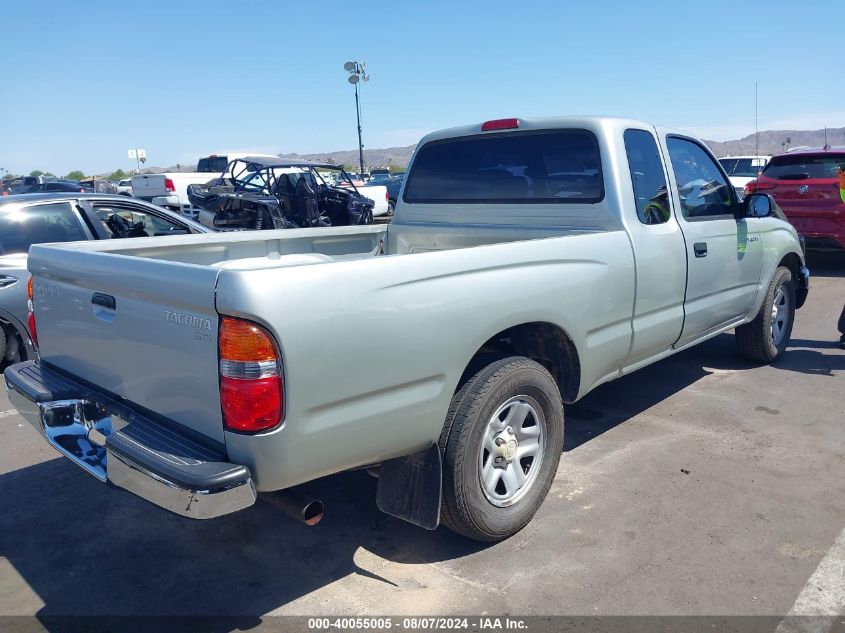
[0,256,843,621]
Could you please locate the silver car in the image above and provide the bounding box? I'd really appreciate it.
[0,193,209,366]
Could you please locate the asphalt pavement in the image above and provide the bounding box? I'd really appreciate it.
[0,253,843,623]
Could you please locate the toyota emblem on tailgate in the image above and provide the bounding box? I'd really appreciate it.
[798,185,809,194]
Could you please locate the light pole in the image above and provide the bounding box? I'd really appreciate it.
[127,148,147,174]
[344,61,369,178]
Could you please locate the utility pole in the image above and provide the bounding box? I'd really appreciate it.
[344,61,369,178]
[755,82,759,159]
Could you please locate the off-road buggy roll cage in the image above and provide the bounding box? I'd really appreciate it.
[187,157,374,230]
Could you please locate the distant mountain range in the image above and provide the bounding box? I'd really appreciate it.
[131,126,845,176]
[704,127,845,157]
[276,146,417,170]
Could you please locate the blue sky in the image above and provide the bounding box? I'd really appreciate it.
[1,0,843,176]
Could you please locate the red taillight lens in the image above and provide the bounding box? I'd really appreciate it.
[745,180,775,196]
[385,190,389,201]
[165,177,175,193]
[220,376,281,432]
[481,118,519,131]
[219,316,282,432]
[27,311,38,347]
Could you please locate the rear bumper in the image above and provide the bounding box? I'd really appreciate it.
[783,207,845,250]
[4,361,256,519]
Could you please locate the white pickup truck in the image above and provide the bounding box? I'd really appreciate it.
[7,116,809,541]
[132,153,279,218]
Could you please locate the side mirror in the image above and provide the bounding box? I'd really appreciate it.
[743,193,774,218]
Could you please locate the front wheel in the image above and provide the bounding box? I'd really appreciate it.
[439,356,564,541]
[735,266,795,363]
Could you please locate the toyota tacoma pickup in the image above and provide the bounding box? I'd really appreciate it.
[6,117,809,541]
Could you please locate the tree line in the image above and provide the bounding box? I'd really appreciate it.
[2,169,130,181]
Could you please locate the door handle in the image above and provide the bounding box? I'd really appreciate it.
[91,292,116,310]
[693,242,708,258]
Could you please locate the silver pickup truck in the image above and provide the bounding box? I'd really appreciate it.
[6,117,809,541]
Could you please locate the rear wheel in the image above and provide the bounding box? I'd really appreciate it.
[439,356,564,541]
[387,201,395,216]
[736,266,795,363]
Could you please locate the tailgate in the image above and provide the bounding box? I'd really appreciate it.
[131,174,166,200]
[28,244,225,443]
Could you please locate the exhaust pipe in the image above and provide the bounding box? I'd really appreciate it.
[262,489,324,526]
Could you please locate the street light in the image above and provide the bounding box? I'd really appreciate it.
[344,61,369,178]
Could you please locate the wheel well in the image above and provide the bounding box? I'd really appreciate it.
[462,322,581,403]
[779,252,807,309]
[779,252,801,280]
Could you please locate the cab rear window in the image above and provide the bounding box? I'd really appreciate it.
[403,130,603,204]
[197,157,229,173]
[762,155,845,180]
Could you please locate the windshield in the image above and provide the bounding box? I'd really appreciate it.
[719,158,766,178]
[0,202,88,255]
[761,154,845,180]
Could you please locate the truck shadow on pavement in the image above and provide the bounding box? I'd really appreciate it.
[805,251,845,278]
[566,333,753,450]
[1,332,840,623]
[0,454,486,623]
[565,332,844,450]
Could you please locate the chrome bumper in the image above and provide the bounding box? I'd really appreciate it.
[5,361,256,519]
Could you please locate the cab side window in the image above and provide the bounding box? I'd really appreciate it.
[667,137,734,220]
[92,204,189,239]
[624,129,671,225]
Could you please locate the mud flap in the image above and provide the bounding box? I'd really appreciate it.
[376,443,442,530]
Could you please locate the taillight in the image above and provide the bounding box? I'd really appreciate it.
[27,276,37,347]
[165,178,175,193]
[481,118,519,131]
[745,180,775,196]
[385,190,389,201]
[219,316,282,432]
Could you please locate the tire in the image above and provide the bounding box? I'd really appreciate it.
[439,356,564,541]
[387,201,395,216]
[736,266,795,363]
[0,325,7,361]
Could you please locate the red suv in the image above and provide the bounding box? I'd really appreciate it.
[746,147,845,251]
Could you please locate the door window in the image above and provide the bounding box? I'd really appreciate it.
[624,129,671,225]
[667,137,734,220]
[0,202,89,254]
[92,203,190,238]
